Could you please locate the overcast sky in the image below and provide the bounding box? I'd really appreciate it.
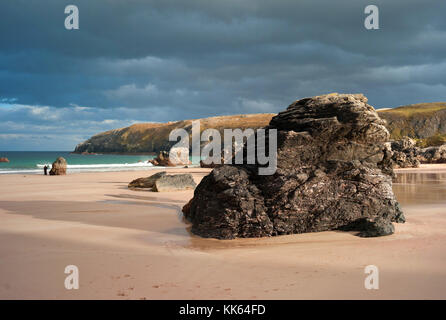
[1,0,445,150]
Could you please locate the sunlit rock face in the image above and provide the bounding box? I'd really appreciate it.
[49,157,67,175]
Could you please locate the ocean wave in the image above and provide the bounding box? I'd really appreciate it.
[36,162,154,169]
[0,162,157,174]
[0,169,41,174]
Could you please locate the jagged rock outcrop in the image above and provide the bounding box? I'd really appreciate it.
[149,151,175,166]
[183,93,405,239]
[419,144,446,163]
[390,137,420,168]
[0,157,9,163]
[128,171,196,192]
[149,148,192,166]
[49,157,67,175]
[387,138,446,166]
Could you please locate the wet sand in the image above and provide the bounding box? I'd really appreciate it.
[0,165,445,299]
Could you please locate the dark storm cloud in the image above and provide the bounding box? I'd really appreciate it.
[0,0,445,149]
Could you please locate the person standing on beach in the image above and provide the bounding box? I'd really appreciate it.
[44,165,48,175]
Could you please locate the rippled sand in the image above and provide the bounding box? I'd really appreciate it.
[0,165,445,299]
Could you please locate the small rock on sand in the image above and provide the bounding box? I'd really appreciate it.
[49,157,67,175]
[128,171,196,192]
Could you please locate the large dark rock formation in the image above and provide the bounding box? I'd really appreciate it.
[149,151,175,167]
[49,157,67,175]
[129,171,196,192]
[183,93,405,239]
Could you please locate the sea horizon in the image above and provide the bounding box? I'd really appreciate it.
[0,151,159,174]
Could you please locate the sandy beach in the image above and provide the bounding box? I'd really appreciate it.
[0,165,445,299]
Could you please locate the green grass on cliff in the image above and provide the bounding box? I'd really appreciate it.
[415,133,446,148]
[378,102,446,117]
[377,102,446,143]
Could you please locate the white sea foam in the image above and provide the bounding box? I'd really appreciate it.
[36,162,154,169]
[0,162,158,174]
[0,169,42,174]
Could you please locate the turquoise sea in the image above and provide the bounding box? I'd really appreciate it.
[0,151,159,174]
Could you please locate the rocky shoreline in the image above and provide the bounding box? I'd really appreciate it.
[390,136,446,168]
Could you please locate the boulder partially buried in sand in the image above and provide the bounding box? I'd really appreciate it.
[183,93,405,239]
[129,171,196,192]
[49,157,67,175]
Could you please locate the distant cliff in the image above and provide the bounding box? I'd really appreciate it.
[73,114,275,154]
[378,102,446,147]
[74,102,446,154]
